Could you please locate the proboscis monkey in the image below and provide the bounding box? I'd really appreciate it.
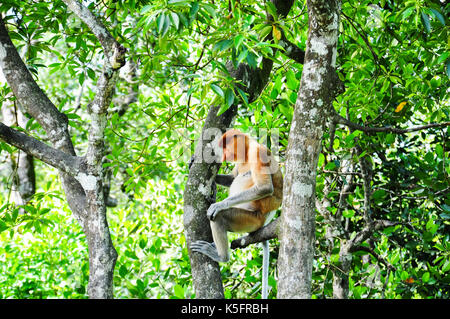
[191,129,283,298]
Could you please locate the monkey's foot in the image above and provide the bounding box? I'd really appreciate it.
[190,241,226,263]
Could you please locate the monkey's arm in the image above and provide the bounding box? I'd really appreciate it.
[207,177,274,221]
[215,174,234,187]
[215,166,237,187]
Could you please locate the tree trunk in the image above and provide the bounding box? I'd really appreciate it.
[1,101,35,205]
[332,244,352,299]
[184,0,305,298]
[184,104,237,299]
[277,0,341,298]
[184,47,279,300]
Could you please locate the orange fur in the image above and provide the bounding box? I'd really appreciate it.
[220,130,283,218]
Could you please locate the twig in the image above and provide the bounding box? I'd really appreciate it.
[332,110,450,134]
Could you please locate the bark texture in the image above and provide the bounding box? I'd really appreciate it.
[1,102,35,205]
[277,0,341,299]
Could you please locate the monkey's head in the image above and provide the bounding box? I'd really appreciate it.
[218,129,249,163]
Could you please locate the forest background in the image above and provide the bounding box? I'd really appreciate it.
[0,0,448,299]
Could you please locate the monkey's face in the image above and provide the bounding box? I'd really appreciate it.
[222,137,246,163]
[221,144,233,162]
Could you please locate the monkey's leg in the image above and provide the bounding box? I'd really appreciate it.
[191,217,229,263]
[191,208,263,263]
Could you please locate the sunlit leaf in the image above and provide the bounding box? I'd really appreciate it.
[395,101,407,113]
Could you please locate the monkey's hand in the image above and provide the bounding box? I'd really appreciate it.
[207,202,227,221]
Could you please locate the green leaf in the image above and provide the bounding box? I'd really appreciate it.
[168,0,188,5]
[441,204,450,213]
[259,25,272,40]
[217,103,231,116]
[213,39,233,52]
[189,2,200,19]
[174,284,185,298]
[402,6,415,20]
[421,11,431,33]
[429,8,445,26]
[386,133,395,144]
[286,69,298,90]
[372,189,386,200]
[236,87,249,106]
[0,220,7,233]
[422,272,430,283]
[234,34,244,50]
[78,71,85,85]
[170,12,180,30]
[157,13,166,34]
[435,144,443,158]
[446,60,450,79]
[210,84,224,97]
[237,49,248,64]
[201,4,216,18]
[345,131,360,144]
[162,14,171,36]
[380,79,390,94]
[246,52,257,68]
[225,88,235,107]
[400,271,409,281]
[119,265,127,278]
[442,260,450,272]
[266,1,278,19]
[342,209,355,218]
[87,67,96,80]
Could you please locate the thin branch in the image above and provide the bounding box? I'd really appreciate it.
[341,11,379,65]
[278,35,305,64]
[230,218,280,249]
[335,160,356,221]
[62,0,115,55]
[347,219,400,250]
[0,15,87,226]
[332,110,450,134]
[357,148,372,224]
[62,0,126,69]
[351,245,396,271]
[0,17,75,155]
[0,122,82,177]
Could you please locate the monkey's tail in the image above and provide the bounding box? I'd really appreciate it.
[261,210,276,299]
[262,240,269,299]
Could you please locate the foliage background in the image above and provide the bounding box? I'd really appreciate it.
[0,0,449,298]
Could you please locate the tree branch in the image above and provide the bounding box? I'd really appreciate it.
[61,1,113,54]
[0,122,82,177]
[279,36,305,64]
[347,219,400,250]
[350,245,396,271]
[341,12,379,65]
[62,0,126,69]
[266,0,305,64]
[0,17,75,154]
[230,219,280,249]
[0,15,88,226]
[332,110,450,134]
